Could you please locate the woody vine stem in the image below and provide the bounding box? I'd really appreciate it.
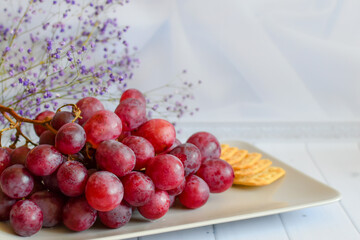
[0,104,82,149]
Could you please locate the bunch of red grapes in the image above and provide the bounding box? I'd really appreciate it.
[0,89,235,237]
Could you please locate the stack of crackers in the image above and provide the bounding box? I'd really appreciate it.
[220,144,286,186]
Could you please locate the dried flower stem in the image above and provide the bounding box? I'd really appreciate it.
[0,0,34,69]
[55,104,82,123]
[0,103,81,148]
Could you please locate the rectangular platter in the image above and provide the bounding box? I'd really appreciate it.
[0,140,341,240]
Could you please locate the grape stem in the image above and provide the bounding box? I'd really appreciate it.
[55,104,83,123]
[85,142,92,159]
[0,103,81,148]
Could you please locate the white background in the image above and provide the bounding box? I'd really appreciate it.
[115,0,360,122]
[2,0,359,123]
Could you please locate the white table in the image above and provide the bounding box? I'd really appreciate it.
[125,122,360,240]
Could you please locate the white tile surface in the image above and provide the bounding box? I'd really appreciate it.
[140,226,215,240]
[214,215,288,240]
[307,142,360,232]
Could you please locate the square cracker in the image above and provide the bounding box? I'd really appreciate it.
[232,152,262,169]
[234,159,272,177]
[221,144,248,165]
[233,166,286,186]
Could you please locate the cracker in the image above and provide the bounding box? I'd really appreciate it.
[234,159,272,177]
[220,144,239,160]
[220,143,230,149]
[233,166,286,186]
[220,145,248,165]
[232,152,262,169]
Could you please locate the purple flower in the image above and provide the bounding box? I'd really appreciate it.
[23,79,30,86]
[28,87,37,93]
[10,134,16,142]
[3,46,10,54]
[152,104,159,111]
[36,97,41,106]
[47,40,53,51]
[43,23,50,30]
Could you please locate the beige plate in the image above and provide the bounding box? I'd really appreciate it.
[0,141,341,240]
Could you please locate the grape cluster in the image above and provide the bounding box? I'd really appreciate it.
[0,89,234,237]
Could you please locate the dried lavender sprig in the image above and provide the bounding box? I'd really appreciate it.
[1,0,136,120]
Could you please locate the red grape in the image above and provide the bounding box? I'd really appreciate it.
[0,148,10,174]
[167,177,186,196]
[187,132,221,163]
[0,164,34,199]
[134,119,176,153]
[28,176,46,196]
[83,110,122,148]
[30,190,64,227]
[138,190,170,220]
[55,122,86,154]
[0,190,17,221]
[62,196,97,232]
[115,98,147,131]
[146,154,184,191]
[10,200,43,237]
[57,161,88,197]
[26,144,63,176]
[160,138,181,154]
[39,130,56,145]
[121,171,155,207]
[178,175,210,209]
[169,143,202,177]
[120,88,146,106]
[95,140,135,177]
[122,136,155,170]
[197,158,234,193]
[51,111,76,130]
[98,201,132,228]
[117,130,131,142]
[85,171,124,211]
[76,97,105,125]
[4,148,13,154]
[42,168,60,193]
[33,111,55,136]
